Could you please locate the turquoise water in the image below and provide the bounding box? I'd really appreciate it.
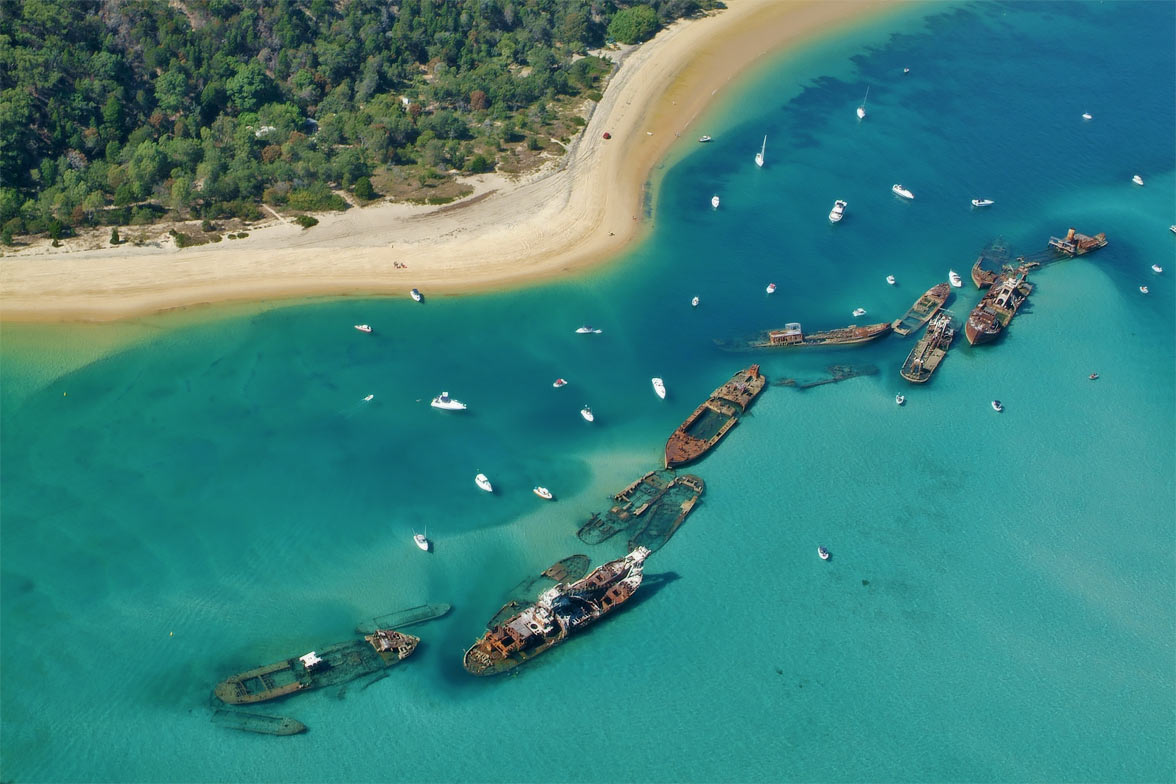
[3,3,1174,781]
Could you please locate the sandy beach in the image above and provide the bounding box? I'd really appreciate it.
[0,0,895,323]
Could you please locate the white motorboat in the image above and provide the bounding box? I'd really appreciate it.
[852,308,867,317]
[691,296,700,307]
[971,198,995,207]
[1132,174,1144,186]
[533,486,554,500]
[1169,225,1176,234]
[413,531,429,551]
[828,199,847,223]
[949,270,963,288]
[410,288,422,302]
[856,86,869,119]
[892,184,914,199]
[817,546,831,561]
[698,135,712,143]
[886,275,897,285]
[430,391,467,410]
[903,67,910,74]
[363,394,374,402]
[895,394,905,406]
[1151,264,1163,273]
[1139,285,1149,294]
[475,473,493,493]
[652,377,666,399]
[552,378,568,388]
[766,282,777,294]
[1082,112,1092,120]
[991,400,1003,412]
[580,406,595,422]
[354,324,373,333]
[754,135,766,168]
[711,194,720,209]
[575,326,602,334]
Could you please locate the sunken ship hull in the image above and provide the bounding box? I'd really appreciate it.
[747,321,892,348]
[900,313,955,383]
[463,548,651,677]
[892,283,951,336]
[214,629,419,705]
[664,365,765,468]
[964,270,1033,346]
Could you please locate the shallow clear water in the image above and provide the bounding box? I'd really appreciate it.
[2,3,1173,781]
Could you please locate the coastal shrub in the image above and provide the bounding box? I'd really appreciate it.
[295,215,318,229]
[466,154,495,174]
[287,185,346,212]
[110,227,120,245]
[607,6,659,44]
[1,227,13,246]
[353,177,375,200]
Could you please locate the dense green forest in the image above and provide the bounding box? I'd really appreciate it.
[0,0,719,244]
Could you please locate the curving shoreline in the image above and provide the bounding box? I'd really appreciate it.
[0,0,897,323]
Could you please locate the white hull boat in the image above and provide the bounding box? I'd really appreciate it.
[886,275,897,285]
[691,296,700,307]
[580,406,594,422]
[828,199,847,223]
[363,394,374,402]
[533,486,554,500]
[895,394,905,406]
[852,308,867,317]
[991,400,1003,412]
[413,532,429,551]
[711,194,720,209]
[475,473,493,493]
[552,378,568,388]
[949,270,963,288]
[856,86,869,119]
[971,199,994,207]
[354,324,373,333]
[1151,264,1163,273]
[1082,112,1092,120]
[754,135,766,168]
[698,135,712,143]
[892,184,914,200]
[766,283,777,294]
[575,326,602,334]
[431,392,467,410]
[651,377,666,399]
[1132,174,1144,186]
[1139,286,1149,294]
[818,546,831,561]
[410,288,422,302]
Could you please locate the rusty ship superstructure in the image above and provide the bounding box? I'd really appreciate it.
[965,270,1033,345]
[462,547,651,676]
[664,365,765,468]
[1048,227,1107,257]
[746,321,891,349]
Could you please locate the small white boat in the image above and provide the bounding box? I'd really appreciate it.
[1082,112,1092,120]
[856,86,869,119]
[711,194,720,209]
[691,296,700,307]
[971,198,995,207]
[1169,225,1176,234]
[892,184,914,200]
[903,67,910,74]
[553,378,568,388]
[413,531,429,551]
[410,288,422,302]
[895,394,905,406]
[1132,174,1144,186]
[580,406,594,422]
[766,283,777,294]
[575,326,602,334]
[652,377,666,399]
[991,400,1003,412]
[533,486,554,500]
[828,199,847,223]
[363,394,374,402]
[1139,285,1149,294]
[852,308,867,317]
[886,275,897,285]
[817,546,831,561]
[698,135,712,143]
[475,473,493,493]
[1151,264,1163,273]
[430,391,467,410]
[949,270,963,288]
[354,324,373,333]
[754,135,766,168]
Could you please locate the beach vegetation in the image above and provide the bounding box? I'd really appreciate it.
[294,215,319,229]
[0,0,707,241]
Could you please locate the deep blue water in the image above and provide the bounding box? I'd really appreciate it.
[2,3,1173,781]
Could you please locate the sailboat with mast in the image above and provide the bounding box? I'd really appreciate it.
[856,86,869,120]
[754,136,766,168]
